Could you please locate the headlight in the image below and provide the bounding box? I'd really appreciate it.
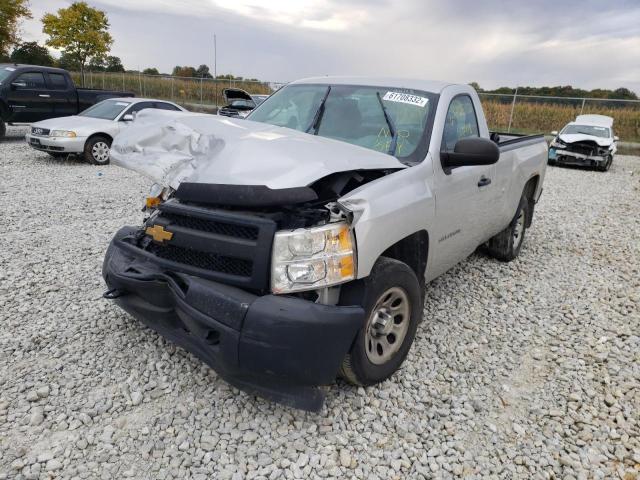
[271,222,356,294]
[550,138,565,149]
[49,130,77,138]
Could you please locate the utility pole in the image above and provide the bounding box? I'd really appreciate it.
[214,34,218,108]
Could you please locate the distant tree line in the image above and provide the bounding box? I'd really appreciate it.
[469,82,638,100]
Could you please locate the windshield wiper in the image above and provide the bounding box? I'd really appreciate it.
[376,92,398,155]
[306,86,331,134]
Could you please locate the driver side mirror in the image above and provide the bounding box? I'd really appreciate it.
[11,81,27,89]
[440,137,500,171]
[122,114,134,122]
[551,130,558,136]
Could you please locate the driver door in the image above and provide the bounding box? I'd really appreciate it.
[429,94,497,277]
[5,71,54,122]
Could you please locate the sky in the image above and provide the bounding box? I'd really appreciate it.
[21,0,640,94]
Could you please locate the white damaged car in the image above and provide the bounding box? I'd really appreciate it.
[25,98,186,165]
[548,114,618,171]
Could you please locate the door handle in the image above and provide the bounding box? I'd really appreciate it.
[38,94,51,98]
[477,176,492,187]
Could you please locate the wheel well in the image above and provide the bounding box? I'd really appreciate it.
[523,175,539,227]
[380,230,429,289]
[86,132,113,148]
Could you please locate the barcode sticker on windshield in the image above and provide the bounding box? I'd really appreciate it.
[383,92,428,107]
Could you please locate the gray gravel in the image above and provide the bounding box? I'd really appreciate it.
[1,125,639,479]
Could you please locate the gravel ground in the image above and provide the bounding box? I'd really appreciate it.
[1,125,639,480]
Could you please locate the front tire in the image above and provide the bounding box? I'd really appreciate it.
[84,135,111,165]
[485,195,529,262]
[339,257,422,386]
[598,155,613,172]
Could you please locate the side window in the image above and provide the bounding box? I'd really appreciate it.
[125,102,154,115]
[153,102,181,111]
[441,95,479,152]
[14,72,46,89]
[47,73,68,90]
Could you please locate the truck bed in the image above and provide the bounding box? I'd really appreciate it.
[491,132,546,151]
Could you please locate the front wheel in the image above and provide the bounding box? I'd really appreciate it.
[339,257,422,386]
[84,135,111,165]
[485,195,530,262]
[598,155,613,172]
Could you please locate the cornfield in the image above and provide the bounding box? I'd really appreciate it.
[72,72,640,142]
[480,95,640,142]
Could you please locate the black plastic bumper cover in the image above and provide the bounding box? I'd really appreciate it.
[102,227,364,411]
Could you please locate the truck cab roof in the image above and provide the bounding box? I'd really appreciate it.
[291,76,453,94]
[0,63,69,75]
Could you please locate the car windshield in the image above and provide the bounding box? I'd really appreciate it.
[0,67,15,83]
[563,124,610,138]
[80,99,131,120]
[248,84,436,159]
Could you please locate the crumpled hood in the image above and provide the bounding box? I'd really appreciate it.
[559,133,613,147]
[110,110,406,190]
[32,115,113,132]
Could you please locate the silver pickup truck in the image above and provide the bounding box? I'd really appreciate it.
[103,77,547,410]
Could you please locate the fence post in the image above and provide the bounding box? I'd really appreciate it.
[580,98,586,115]
[200,77,203,105]
[138,72,142,96]
[507,88,518,133]
[171,77,174,101]
[122,71,125,91]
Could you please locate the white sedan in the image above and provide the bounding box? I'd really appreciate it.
[25,98,186,165]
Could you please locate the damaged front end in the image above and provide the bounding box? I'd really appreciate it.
[549,138,613,168]
[103,111,404,409]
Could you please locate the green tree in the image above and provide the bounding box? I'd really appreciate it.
[468,82,482,92]
[42,2,113,85]
[195,64,212,79]
[104,55,124,72]
[0,0,32,57]
[172,66,197,77]
[88,56,105,71]
[10,41,54,66]
[142,67,159,75]
[57,51,80,71]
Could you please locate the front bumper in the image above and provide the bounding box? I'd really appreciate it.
[549,147,610,167]
[102,227,364,411]
[25,133,86,153]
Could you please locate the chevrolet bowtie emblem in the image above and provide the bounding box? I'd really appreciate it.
[145,225,173,243]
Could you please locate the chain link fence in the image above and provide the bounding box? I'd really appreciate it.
[73,71,287,113]
[479,92,640,143]
[72,72,640,143]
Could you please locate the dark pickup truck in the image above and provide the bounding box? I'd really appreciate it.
[0,64,133,138]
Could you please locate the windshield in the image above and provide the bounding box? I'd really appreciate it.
[248,84,437,160]
[80,99,131,120]
[563,124,610,138]
[0,67,16,83]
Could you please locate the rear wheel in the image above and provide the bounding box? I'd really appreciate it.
[485,194,530,262]
[84,135,111,165]
[339,257,422,386]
